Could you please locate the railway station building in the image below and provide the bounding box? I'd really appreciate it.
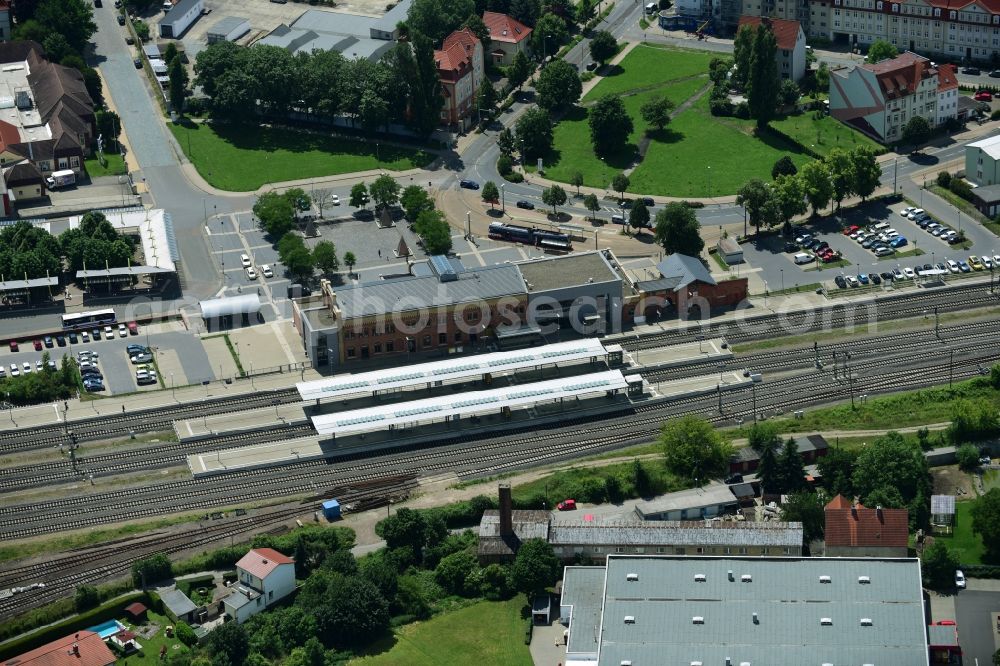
[559,555,929,666]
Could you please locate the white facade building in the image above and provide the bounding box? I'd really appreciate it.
[738,16,808,81]
[223,548,296,624]
[966,134,1000,185]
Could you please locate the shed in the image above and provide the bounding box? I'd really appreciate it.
[159,588,198,623]
[322,499,341,520]
[124,601,148,621]
[716,237,744,264]
[199,293,261,331]
[206,16,250,43]
[160,0,204,38]
[532,594,552,624]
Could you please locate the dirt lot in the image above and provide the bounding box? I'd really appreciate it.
[933,464,975,498]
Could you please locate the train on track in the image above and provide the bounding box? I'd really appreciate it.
[488,222,572,252]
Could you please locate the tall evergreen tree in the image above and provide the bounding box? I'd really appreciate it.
[747,24,779,129]
[410,35,443,136]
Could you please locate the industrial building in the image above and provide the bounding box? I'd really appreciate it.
[206,16,251,44]
[159,0,205,38]
[560,555,929,666]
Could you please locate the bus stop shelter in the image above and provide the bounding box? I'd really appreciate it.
[0,276,59,306]
[199,294,262,331]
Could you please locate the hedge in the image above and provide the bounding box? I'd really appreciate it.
[0,592,152,661]
[960,564,1000,578]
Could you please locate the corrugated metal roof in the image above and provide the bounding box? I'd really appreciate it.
[549,520,803,548]
[631,483,737,516]
[159,588,197,616]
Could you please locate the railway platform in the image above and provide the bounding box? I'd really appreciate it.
[625,337,732,371]
[644,370,755,400]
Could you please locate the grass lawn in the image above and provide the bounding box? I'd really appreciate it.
[84,153,127,177]
[934,501,985,565]
[582,44,718,101]
[169,121,436,192]
[877,247,925,261]
[771,112,881,158]
[628,94,813,197]
[109,610,189,666]
[350,598,532,666]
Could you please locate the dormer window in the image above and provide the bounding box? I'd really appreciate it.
[994,14,999,23]
[934,7,940,16]
[892,3,899,12]
[877,1,883,9]
[950,10,956,18]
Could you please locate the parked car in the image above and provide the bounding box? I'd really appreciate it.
[80,331,89,342]
[56,335,66,347]
[969,255,985,270]
[116,14,125,24]
[9,364,18,376]
[32,339,42,351]
[959,260,972,272]
[963,66,982,75]
[240,253,251,268]
[846,275,860,287]
[515,200,535,210]
[857,273,869,285]
[875,246,894,257]
[889,236,908,248]
[899,206,915,217]
[586,61,598,71]
[869,273,882,285]
[261,264,274,278]
[955,570,966,589]
[127,321,139,335]
[130,352,153,364]
[118,324,128,338]
[127,344,148,354]
[69,332,78,344]
[22,362,31,374]
[246,266,257,280]
[903,267,917,279]
[8,340,16,352]
[92,329,101,340]
[982,256,995,269]
[43,336,53,348]
[784,242,798,253]
[843,224,860,235]
[724,473,744,484]
[975,90,993,101]
[639,197,655,207]
[834,275,847,288]
[990,69,1000,77]
[557,499,577,511]
[459,179,480,190]
[133,58,142,69]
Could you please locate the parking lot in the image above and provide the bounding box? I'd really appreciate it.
[740,199,1000,292]
[954,586,1000,664]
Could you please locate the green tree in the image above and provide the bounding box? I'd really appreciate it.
[463,13,490,51]
[777,437,807,493]
[921,540,960,589]
[589,30,618,64]
[748,422,781,452]
[779,79,800,106]
[164,42,179,65]
[660,414,733,483]
[972,488,1000,560]
[510,539,560,596]
[631,458,653,497]
[174,622,198,648]
[407,0,476,41]
[541,184,567,216]
[816,447,858,499]
[901,115,931,151]
[612,173,630,202]
[414,209,454,255]
[401,185,434,222]
[851,146,882,202]
[956,443,981,471]
[297,572,389,649]
[359,87,390,133]
[253,192,296,237]
[866,38,899,63]
[589,94,634,156]
[74,585,100,612]
[771,155,798,179]
[937,170,953,188]
[736,178,772,235]
[629,202,650,234]
[536,59,582,112]
[32,0,97,53]
[533,13,569,57]
[516,107,554,161]
[798,160,833,215]
[508,50,532,90]
[640,94,675,132]
[168,56,188,114]
[343,251,357,275]
[482,181,500,209]
[278,234,314,282]
[584,193,600,220]
[369,174,401,211]
[948,399,1000,443]
[746,23,779,128]
[732,24,754,89]
[194,41,245,100]
[350,182,370,209]
[312,240,339,275]
[283,187,312,212]
[824,148,856,211]
[477,79,498,117]
[756,440,779,494]
[359,551,398,599]
[780,491,826,545]
[209,621,249,666]
[434,550,479,596]
[410,33,444,136]
[131,553,172,588]
[497,127,517,156]
[852,432,931,510]
[510,0,542,26]
[654,203,704,256]
[570,171,584,196]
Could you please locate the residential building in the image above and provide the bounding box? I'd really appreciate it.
[737,16,808,81]
[965,133,1000,185]
[482,12,532,64]
[5,631,116,666]
[223,547,296,623]
[808,0,1000,62]
[742,0,810,30]
[823,494,910,557]
[257,1,412,60]
[560,555,930,665]
[4,161,43,201]
[477,485,803,563]
[435,28,484,130]
[829,51,956,143]
[159,0,205,39]
[729,434,830,473]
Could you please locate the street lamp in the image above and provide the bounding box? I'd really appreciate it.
[780,268,784,293]
[500,183,505,214]
[707,166,712,196]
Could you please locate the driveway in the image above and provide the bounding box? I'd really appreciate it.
[955,589,1000,664]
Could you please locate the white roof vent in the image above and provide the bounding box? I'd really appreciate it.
[820,617,833,626]
[860,618,873,626]
[626,573,639,581]
[858,575,871,584]
[694,573,706,582]
[624,615,635,624]
[822,663,834,666]
[741,574,752,582]
[690,662,703,666]
[621,662,632,666]
[818,575,831,583]
[728,569,734,581]
[692,616,704,624]
[740,662,751,666]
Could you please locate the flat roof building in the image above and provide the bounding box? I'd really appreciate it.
[516,250,625,332]
[560,555,929,666]
[257,1,412,60]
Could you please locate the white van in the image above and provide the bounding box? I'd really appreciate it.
[645,2,658,13]
[872,221,890,231]
[794,252,815,265]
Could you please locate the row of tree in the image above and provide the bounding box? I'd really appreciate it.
[736,145,882,235]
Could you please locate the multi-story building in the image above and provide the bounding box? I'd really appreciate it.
[965,131,1000,185]
[223,548,296,623]
[482,12,532,65]
[809,0,1000,63]
[737,16,808,80]
[829,51,957,143]
[435,28,483,130]
[742,0,811,30]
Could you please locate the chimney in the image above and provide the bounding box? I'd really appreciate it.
[72,644,79,656]
[498,483,513,537]
[876,505,883,522]
[851,505,858,520]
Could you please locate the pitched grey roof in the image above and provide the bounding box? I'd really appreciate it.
[159,588,197,617]
[208,16,250,36]
[162,0,203,27]
[478,509,550,557]
[631,483,737,517]
[549,520,803,548]
[564,556,929,666]
[335,264,526,320]
[656,253,717,289]
[972,183,1000,202]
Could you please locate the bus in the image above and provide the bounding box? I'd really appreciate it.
[62,309,117,330]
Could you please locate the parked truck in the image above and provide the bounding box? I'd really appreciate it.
[45,169,76,189]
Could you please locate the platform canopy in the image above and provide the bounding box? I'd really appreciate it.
[296,338,608,402]
[311,369,627,437]
[199,293,262,319]
[0,276,59,291]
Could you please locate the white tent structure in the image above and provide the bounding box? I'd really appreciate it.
[200,294,261,330]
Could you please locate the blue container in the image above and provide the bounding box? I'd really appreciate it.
[322,499,341,520]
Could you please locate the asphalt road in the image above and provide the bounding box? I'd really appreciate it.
[955,589,1000,665]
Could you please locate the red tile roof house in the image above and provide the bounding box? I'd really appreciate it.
[737,16,807,82]
[823,494,909,557]
[434,28,484,131]
[223,548,296,624]
[3,632,116,666]
[482,12,532,65]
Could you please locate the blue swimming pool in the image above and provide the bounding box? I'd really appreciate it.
[87,619,126,639]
